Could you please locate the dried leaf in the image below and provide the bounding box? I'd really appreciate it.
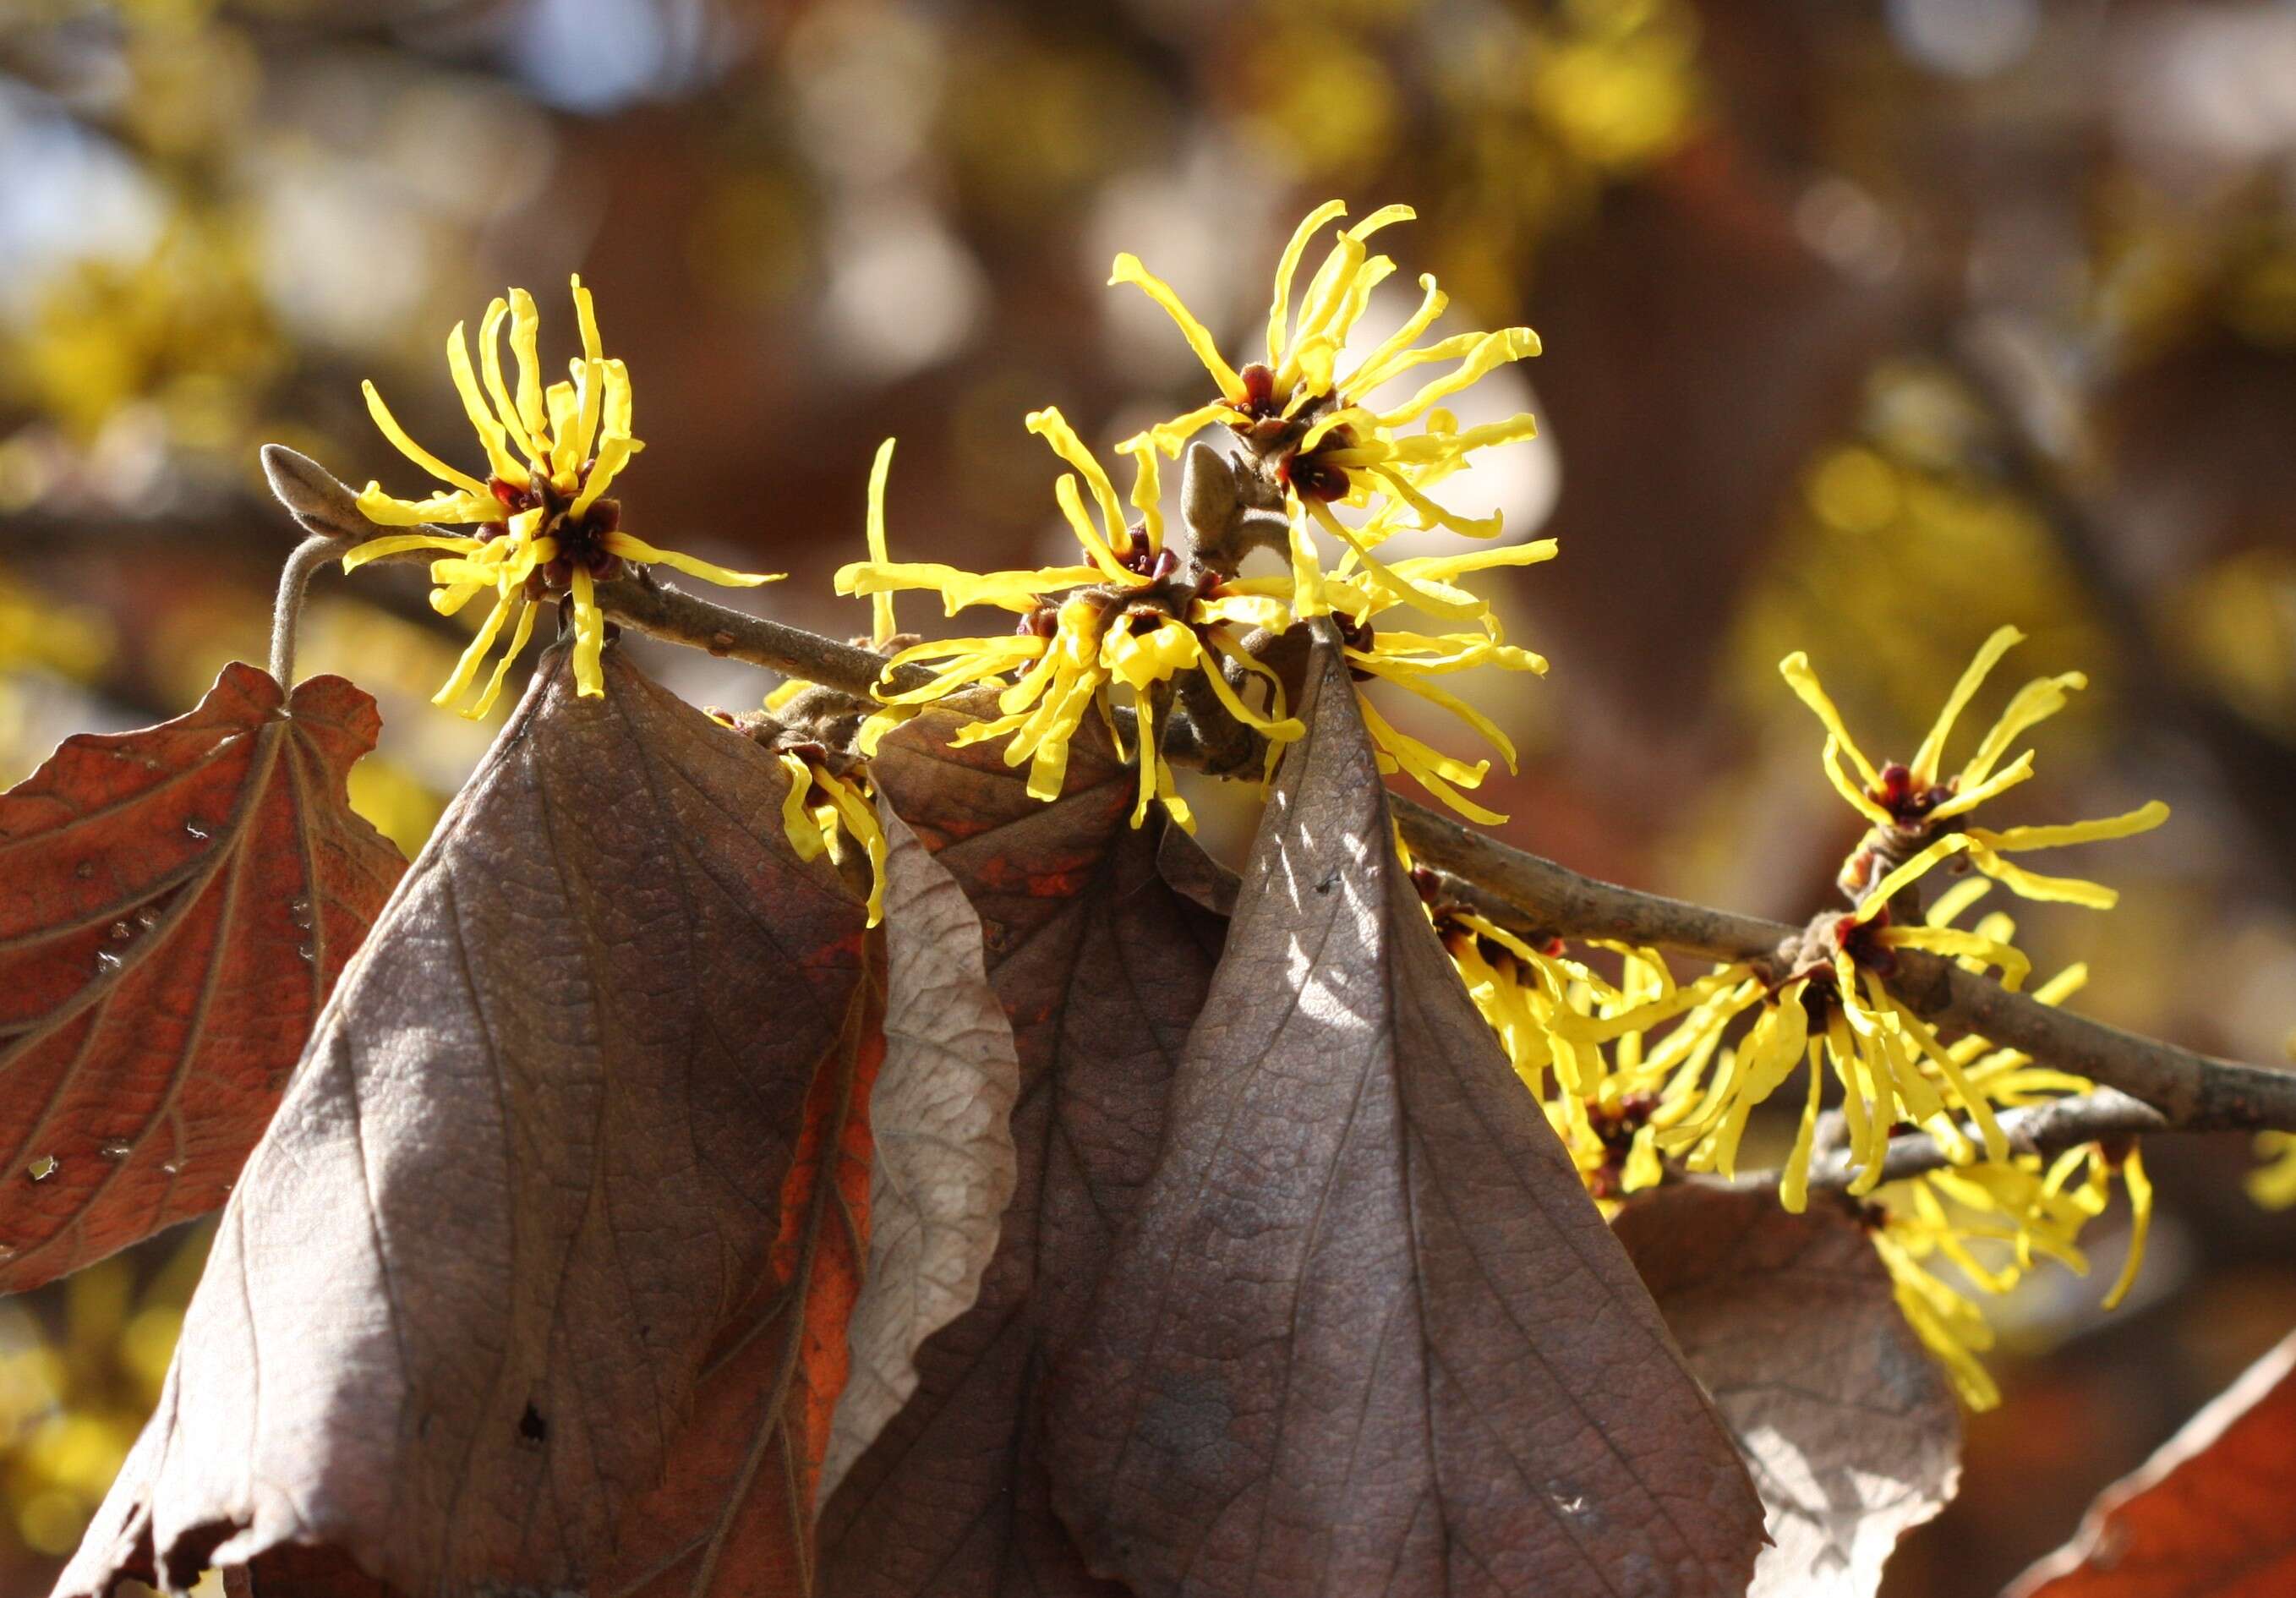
[599,966,883,1598]
[57,645,874,1598]
[817,804,1021,1504]
[0,663,404,1295]
[1046,629,1767,1598]
[2007,1331,2296,1598]
[818,703,1225,1598]
[1612,1183,1961,1598]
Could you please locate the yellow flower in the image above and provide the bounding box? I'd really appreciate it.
[778,752,888,928]
[1210,475,1557,820]
[1781,625,2168,911]
[342,277,779,714]
[1861,1132,2154,1409]
[837,408,1304,827]
[1548,916,2015,1207]
[1445,919,1670,1212]
[752,438,905,925]
[1116,200,1541,610]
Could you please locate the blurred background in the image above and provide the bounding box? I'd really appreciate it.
[3,0,2294,1591]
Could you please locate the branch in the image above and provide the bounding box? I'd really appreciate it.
[260,445,938,700]
[1806,1088,2171,1192]
[260,446,2296,1141]
[1386,793,2296,1133]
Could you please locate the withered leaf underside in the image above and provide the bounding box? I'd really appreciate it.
[819,701,1226,1598]
[1046,631,1768,1598]
[1614,1182,1961,1598]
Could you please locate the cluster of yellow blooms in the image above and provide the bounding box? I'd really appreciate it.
[342,206,1556,899]
[835,200,1553,827]
[1430,629,2169,1408]
[332,244,2261,1418]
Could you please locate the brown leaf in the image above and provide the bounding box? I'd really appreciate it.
[1045,627,1768,1598]
[2006,1330,2296,1598]
[57,644,874,1598]
[818,701,1225,1598]
[595,794,1036,1598]
[1612,1183,1961,1598]
[0,663,405,1296]
[598,954,883,1598]
[817,803,1021,1504]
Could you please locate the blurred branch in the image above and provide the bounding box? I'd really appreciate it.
[1818,1088,2171,1192]
[261,447,2296,1142]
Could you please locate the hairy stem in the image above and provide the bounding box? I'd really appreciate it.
[270,534,340,687]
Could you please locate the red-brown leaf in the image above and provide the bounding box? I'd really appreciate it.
[599,966,884,1598]
[1046,628,1767,1598]
[818,699,1225,1598]
[0,662,404,1295]
[1613,1184,1961,1598]
[2007,1331,2296,1598]
[55,644,874,1598]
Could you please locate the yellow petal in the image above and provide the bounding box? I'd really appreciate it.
[1114,432,1167,556]
[1779,651,1879,785]
[570,565,606,698]
[1911,626,2022,785]
[1266,200,1349,366]
[342,531,485,572]
[819,769,889,926]
[864,436,898,644]
[1963,670,2087,785]
[1965,842,2119,909]
[1823,736,1894,826]
[602,531,780,588]
[779,753,825,862]
[508,287,546,444]
[1924,749,2036,821]
[1110,254,1244,402]
[600,356,635,443]
[2101,1147,2151,1311]
[571,273,604,364]
[478,296,540,463]
[362,381,488,495]
[464,596,538,720]
[1971,801,2170,853]
[446,320,528,485]
[431,586,521,710]
[1029,408,1133,572]
[569,435,636,519]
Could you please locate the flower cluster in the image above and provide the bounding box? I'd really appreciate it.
[1428,628,2168,1408]
[1119,200,1542,620]
[836,202,1551,826]
[839,408,1304,829]
[342,278,777,714]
